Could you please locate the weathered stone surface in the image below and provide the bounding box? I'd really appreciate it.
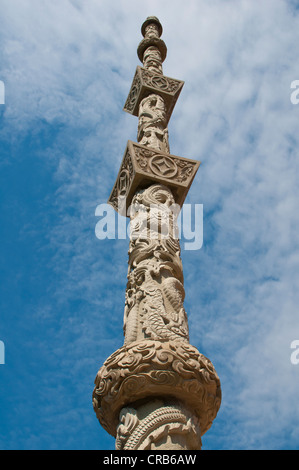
[123,66,184,123]
[141,16,163,39]
[115,399,202,450]
[142,46,163,74]
[92,339,221,439]
[94,16,221,451]
[137,94,169,153]
[123,184,188,345]
[138,16,166,65]
[107,141,200,215]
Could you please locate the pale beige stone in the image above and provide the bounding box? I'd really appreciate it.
[142,46,163,74]
[138,94,169,153]
[123,66,184,123]
[92,339,221,443]
[123,184,188,346]
[115,399,202,450]
[93,16,221,451]
[107,141,200,216]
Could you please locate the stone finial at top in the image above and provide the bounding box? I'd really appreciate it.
[137,17,167,66]
[141,16,163,38]
[123,16,184,124]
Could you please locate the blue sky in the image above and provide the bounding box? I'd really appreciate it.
[0,0,299,450]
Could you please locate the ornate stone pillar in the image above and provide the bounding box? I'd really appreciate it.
[93,16,221,451]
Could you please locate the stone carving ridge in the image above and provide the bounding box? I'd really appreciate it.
[137,94,169,153]
[124,69,142,113]
[123,66,184,122]
[116,403,202,450]
[107,142,200,215]
[95,16,220,451]
[92,339,221,438]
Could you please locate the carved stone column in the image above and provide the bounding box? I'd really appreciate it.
[93,16,221,451]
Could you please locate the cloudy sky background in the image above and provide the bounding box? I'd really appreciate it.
[0,0,299,450]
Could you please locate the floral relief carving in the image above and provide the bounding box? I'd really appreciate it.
[92,339,221,439]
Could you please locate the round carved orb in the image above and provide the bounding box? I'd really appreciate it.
[92,339,221,437]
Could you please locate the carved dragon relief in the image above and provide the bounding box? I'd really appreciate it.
[115,402,202,450]
[123,87,189,345]
[95,17,220,452]
[123,184,189,345]
[137,93,169,153]
[92,339,221,440]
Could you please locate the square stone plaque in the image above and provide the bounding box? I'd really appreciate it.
[123,66,184,123]
[108,141,200,216]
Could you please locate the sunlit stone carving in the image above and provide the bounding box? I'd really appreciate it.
[93,16,221,451]
[108,141,200,216]
[123,66,184,123]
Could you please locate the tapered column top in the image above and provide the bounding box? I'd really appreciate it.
[137,16,167,64]
[141,16,163,37]
[110,16,197,216]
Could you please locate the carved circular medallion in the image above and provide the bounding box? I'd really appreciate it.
[150,75,169,90]
[149,155,177,178]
